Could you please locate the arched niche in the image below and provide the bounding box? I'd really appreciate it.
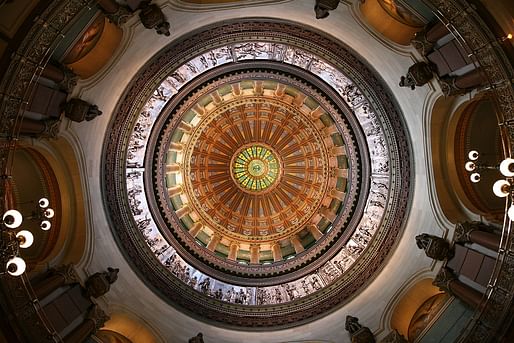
[16,136,88,273]
[9,147,62,270]
[95,330,133,343]
[430,95,503,224]
[359,0,425,45]
[390,278,444,339]
[63,13,122,79]
[407,293,450,342]
[98,313,158,343]
[453,99,503,222]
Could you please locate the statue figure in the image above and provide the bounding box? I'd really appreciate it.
[399,74,416,90]
[190,276,198,289]
[311,275,322,290]
[199,277,211,294]
[214,288,223,300]
[274,288,282,303]
[188,333,204,343]
[314,0,340,19]
[85,267,119,298]
[64,98,102,122]
[415,233,451,260]
[139,1,170,36]
[345,315,376,343]
[399,62,434,90]
[345,315,362,335]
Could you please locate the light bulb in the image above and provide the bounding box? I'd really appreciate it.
[44,208,55,219]
[2,209,23,229]
[17,230,34,248]
[6,257,26,276]
[468,150,479,161]
[38,197,49,208]
[40,220,51,231]
[508,205,514,222]
[470,173,481,183]
[465,161,476,172]
[500,158,514,177]
[493,180,511,198]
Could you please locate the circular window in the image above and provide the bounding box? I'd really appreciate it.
[231,145,280,193]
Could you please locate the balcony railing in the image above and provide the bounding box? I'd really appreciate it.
[423,0,514,341]
[0,1,94,342]
[0,273,63,342]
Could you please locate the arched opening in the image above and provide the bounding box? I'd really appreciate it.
[11,136,89,274]
[359,0,425,45]
[390,278,444,339]
[97,313,159,343]
[430,95,503,224]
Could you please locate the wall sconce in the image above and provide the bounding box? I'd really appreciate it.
[1,198,54,276]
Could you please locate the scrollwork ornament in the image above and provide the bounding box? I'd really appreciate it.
[87,305,110,331]
[432,267,456,294]
[51,264,80,285]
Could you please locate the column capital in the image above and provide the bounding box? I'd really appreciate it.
[51,264,80,285]
[87,305,109,331]
[454,221,496,243]
[432,267,457,294]
[345,315,375,342]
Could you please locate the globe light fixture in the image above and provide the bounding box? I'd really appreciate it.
[493,179,510,197]
[16,230,34,249]
[38,197,49,209]
[491,157,514,222]
[2,210,23,229]
[468,150,479,161]
[6,257,26,276]
[506,201,514,223]
[40,220,51,231]
[499,158,514,177]
[43,208,55,219]
[470,173,481,183]
[464,150,499,183]
[1,198,54,277]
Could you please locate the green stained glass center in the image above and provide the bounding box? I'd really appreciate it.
[233,145,279,192]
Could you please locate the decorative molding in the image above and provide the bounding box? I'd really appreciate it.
[102,19,411,328]
[421,1,514,341]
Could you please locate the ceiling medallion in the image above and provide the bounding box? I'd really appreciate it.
[231,145,280,193]
[103,20,411,328]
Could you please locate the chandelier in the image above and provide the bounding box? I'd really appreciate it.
[1,198,54,276]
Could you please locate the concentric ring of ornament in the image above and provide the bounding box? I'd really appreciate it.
[160,73,354,265]
[172,85,339,245]
[103,20,411,329]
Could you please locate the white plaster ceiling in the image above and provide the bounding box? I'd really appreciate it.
[67,0,451,341]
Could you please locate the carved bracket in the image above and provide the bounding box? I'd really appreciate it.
[138,1,170,36]
[314,0,339,19]
[415,233,452,260]
[345,316,376,343]
[64,98,103,123]
[432,267,456,294]
[399,62,435,90]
